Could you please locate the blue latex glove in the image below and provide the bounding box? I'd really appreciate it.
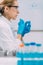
[22,21,31,36]
[17,19,31,37]
[17,19,25,36]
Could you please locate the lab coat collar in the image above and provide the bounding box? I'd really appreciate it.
[0,15,11,25]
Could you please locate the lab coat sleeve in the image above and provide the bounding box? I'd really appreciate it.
[0,22,22,51]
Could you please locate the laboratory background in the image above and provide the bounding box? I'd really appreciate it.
[0,0,43,65]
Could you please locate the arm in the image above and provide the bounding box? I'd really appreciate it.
[17,34,24,47]
[17,34,22,41]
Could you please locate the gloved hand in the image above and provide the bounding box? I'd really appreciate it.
[17,19,31,37]
[22,21,31,36]
[17,19,25,36]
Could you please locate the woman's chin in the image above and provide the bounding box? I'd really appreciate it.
[12,17,17,20]
[13,16,18,20]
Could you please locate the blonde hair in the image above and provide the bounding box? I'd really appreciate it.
[0,0,16,14]
[0,0,15,6]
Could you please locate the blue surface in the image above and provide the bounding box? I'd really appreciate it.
[16,52,43,58]
[16,42,42,65]
[17,60,43,65]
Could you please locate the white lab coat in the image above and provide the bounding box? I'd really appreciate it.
[0,15,22,51]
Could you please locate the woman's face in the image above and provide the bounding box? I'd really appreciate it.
[4,0,19,20]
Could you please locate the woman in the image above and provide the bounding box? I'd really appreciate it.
[0,0,23,52]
